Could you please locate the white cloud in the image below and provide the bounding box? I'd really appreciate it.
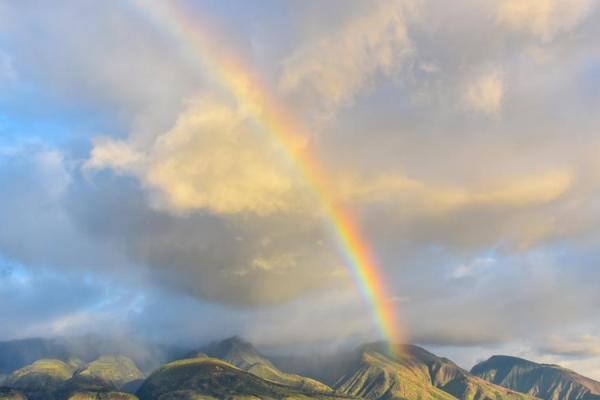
[542,334,600,357]
[279,0,417,115]
[496,0,595,41]
[462,70,504,116]
[449,257,495,280]
[87,96,304,216]
[86,137,142,172]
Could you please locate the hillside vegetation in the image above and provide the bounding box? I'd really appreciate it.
[1,356,143,400]
[335,343,535,400]
[136,357,349,400]
[200,337,332,393]
[3,359,74,400]
[3,337,600,400]
[472,355,600,400]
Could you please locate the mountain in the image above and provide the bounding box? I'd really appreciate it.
[472,355,600,400]
[0,341,69,376]
[136,356,350,400]
[56,355,144,399]
[0,337,181,376]
[71,356,144,390]
[335,346,456,400]
[2,356,143,400]
[4,337,600,400]
[200,336,333,393]
[60,392,137,400]
[334,343,537,400]
[2,359,74,400]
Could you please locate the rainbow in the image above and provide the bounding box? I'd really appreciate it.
[130,0,403,353]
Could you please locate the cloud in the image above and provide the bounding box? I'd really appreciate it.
[86,137,142,172]
[279,0,417,116]
[0,260,133,341]
[87,96,305,216]
[76,160,348,306]
[448,257,495,280]
[341,169,572,215]
[0,143,128,272]
[2,0,600,374]
[541,335,600,357]
[0,51,16,85]
[496,0,595,41]
[0,1,206,133]
[462,70,504,116]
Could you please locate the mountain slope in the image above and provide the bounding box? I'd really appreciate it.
[72,356,143,390]
[2,356,143,400]
[472,355,600,400]
[136,356,350,400]
[3,359,74,400]
[55,356,143,400]
[335,343,537,400]
[335,347,456,400]
[62,392,137,400]
[405,345,535,400]
[201,336,332,393]
[0,337,180,376]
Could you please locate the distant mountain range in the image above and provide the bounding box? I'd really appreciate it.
[0,336,599,400]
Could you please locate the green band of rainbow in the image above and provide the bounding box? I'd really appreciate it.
[130,0,403,352]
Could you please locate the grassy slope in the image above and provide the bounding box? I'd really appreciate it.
[203,337,333,393]
[3,359,74,400]
[3,356,143,400]
[335,343,537,400]
[57,356,144,400]
[336,348,458,400]
[73,356,143,389]
[136,357,350,400]
[405,345,536,400]
[472,356,600,400]
[65,392,138,400]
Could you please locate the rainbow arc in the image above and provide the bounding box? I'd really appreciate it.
[131,0,403,353]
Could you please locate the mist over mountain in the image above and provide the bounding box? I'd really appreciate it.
[0,336,185,377]
[2,336,600,400]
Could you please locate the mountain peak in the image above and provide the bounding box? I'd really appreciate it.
[335,342,535,400]
[472,354,600,400]
[487,355,537,365]
[202,336,270,370]
[217,336,257,353]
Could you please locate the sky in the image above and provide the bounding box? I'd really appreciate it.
[1,0,600,378]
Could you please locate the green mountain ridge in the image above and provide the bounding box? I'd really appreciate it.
[2,359,74,400]
[0,337,178,376]
[71,356,144,390]
[136,356,350,400]
[334,343,536,400]
[2,337,600,400]
[199,336,333,393]
[1,356,143,400]
[471,355,600,400]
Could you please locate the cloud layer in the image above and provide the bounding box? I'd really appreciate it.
[1,0,600,378]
